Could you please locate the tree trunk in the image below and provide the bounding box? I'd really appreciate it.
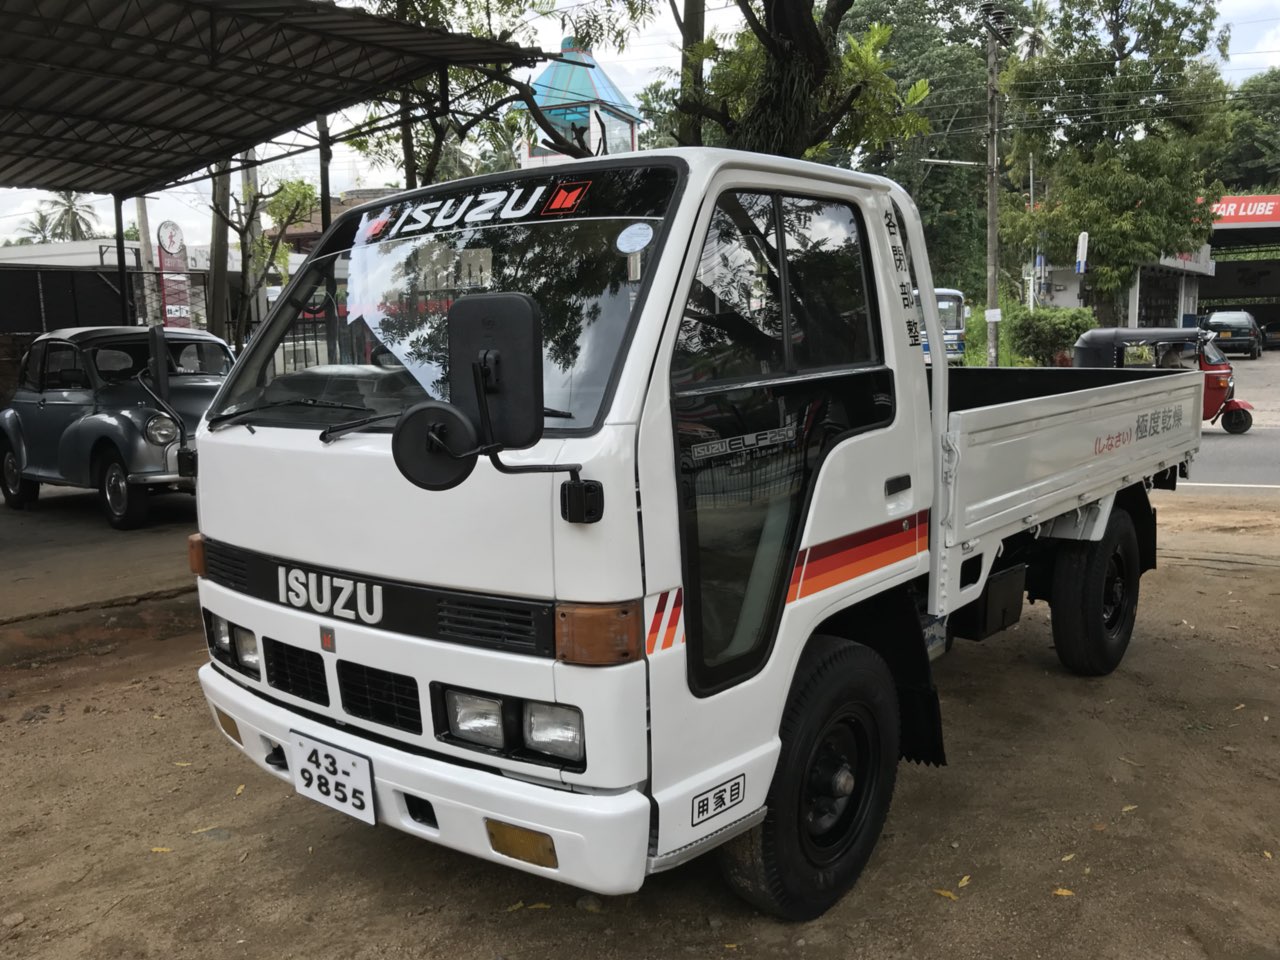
[676,0,705,146]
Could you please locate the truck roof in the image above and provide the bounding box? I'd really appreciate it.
[339,148,904,222]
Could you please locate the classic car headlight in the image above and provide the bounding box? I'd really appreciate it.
[145,414,179,445]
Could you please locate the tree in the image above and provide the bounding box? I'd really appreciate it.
[1001,0,1229,322]
[1005,304,1096,365]
[123,221,140,242]
[39,191,100,241]
[212,178,318,349]
[1213,68,1280,191]
[848,0,992,297]
[684,4,928,158]
[18,209,55,244]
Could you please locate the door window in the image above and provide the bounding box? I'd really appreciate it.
[672,190,892,692]
[43,343,87,390]
[19,342,46,390]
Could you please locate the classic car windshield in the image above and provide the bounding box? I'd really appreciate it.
[90,339,232,382]
[211,165,679,431]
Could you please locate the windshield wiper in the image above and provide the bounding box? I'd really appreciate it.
[319,411,402,444]
[320,405,574,444]
[207,397,371,432]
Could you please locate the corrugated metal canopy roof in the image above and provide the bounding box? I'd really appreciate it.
[0,0,545,196]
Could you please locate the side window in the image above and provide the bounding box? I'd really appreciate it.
[19,342,46,391]
[781,196,881,369]
[672,191,782,386]
[671,189,895,692]
[43,343,86,390]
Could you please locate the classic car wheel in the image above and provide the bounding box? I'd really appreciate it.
[98,452,149,529]
[0,442,39,509]
[1222,408,1253,434]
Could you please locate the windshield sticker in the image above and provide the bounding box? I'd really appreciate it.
[542,181,591,215]
[615,222,654,254]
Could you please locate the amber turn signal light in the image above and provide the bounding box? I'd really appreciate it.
[555,600,642,665]
[485,818,558,869]
[188,533,207,577]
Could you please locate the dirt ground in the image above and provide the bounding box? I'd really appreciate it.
[2,493,1279,960]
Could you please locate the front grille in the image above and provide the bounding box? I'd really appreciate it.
[204,541,249,593]
[262,638,329,706]
[337,660,422,735]
[437,598,539,652]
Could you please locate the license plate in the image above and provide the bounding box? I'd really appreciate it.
[1219,331,1231,338]
[291,732,375,825]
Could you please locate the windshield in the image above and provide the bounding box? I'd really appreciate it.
[936,295,964,331]
[212,165,679,431]
[90,339,232,382]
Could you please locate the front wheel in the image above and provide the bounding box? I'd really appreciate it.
[1050,509,1140,676]
[1222,408,1253,434]
[98,451,149,529]
[718,638,899,921]
[1,440,39,509]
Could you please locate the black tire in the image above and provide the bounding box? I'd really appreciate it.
[1222,408,1252,435]
[718,638,899,921]
[0,438,39,509]
[97,449,149,529]
[1050,509,1140,676]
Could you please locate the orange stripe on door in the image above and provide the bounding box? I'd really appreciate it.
[788,511,930,603]
[661,588,684,650]
[646,591,669,656]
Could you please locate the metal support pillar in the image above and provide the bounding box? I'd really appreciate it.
[986,30,999,367]
[318,113,332,232]
[114,194,131,325]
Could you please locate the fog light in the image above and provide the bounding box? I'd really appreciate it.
[485,818,558,868]
[233,626,260,673]
[445,690,505,749]
[210,614,232,652]
[523,702,584,762]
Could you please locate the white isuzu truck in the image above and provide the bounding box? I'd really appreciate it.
[190,149,1202,920]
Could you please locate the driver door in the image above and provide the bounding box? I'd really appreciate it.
[27,341,94,479]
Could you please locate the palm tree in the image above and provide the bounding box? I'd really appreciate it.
[40,190,101,241]
[18,209,55,244]
[1017,0,1053,60]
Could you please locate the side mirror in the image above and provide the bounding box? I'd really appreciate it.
[447,293,544,450]
[148,324,170,402]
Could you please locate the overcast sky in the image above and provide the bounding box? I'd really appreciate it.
[0,0,1275,249]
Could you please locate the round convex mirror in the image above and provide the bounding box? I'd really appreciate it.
[392,401,480,491]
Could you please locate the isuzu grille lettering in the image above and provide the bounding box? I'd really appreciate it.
[277,566,384,624]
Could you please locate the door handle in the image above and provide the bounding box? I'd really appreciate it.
[885,474,911,496]
[37,399,46,409]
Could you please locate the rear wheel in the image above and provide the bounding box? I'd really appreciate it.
[1222,408,1252,434]
[0,439,39,509]
[718,638,899,920]
[1050,509,1140,676]
[97,450,148,529]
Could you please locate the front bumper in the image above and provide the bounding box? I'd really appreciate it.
[199,663,652,894]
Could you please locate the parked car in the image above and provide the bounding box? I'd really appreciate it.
[1263,320,1280,350]
[0,326,232,527]
[1073,326,1254,433]
[1203,310,1264,359]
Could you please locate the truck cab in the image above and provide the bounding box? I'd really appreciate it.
[191,150,1201,920]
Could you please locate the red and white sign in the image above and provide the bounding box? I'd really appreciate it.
[1211,196,1280,226]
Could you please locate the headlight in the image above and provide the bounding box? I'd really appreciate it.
[233,626,260,673]
[209,614,232,652]
[523,702,584,762]
[445,690,505,749]
[145,414,179,445]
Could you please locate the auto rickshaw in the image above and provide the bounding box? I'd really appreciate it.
[1073,327,1254,434]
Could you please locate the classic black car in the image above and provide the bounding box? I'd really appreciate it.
[0,326,232,528]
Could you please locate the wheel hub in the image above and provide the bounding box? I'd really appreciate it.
[1102,554,1126,632]
[105,463,128,515]
[2,451,17,493]
[799,707,879,867]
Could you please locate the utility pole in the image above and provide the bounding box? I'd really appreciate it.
[208,161,231,340]
[135,196,156,324]
[980,3,1013,366]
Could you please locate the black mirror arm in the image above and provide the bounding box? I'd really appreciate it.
[469,360,584,483]
[134,370,189,451]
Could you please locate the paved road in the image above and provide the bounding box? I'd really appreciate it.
[0,486,195,623]
[1184,350,1280,491]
